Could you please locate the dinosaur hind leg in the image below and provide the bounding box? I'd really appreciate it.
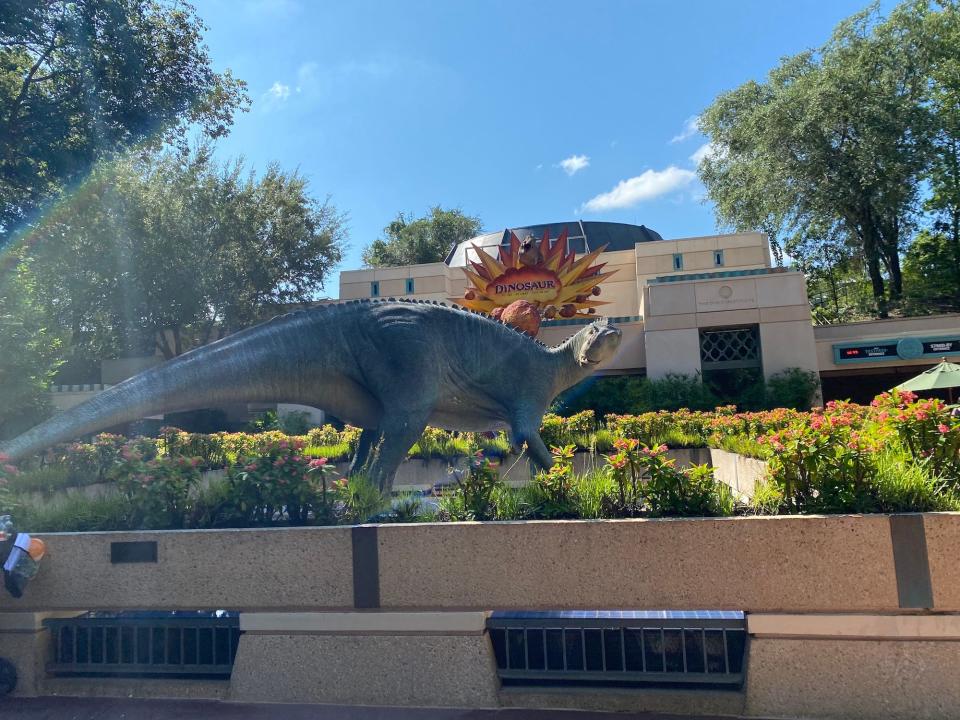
[359,411,430,493]
[349,428,380,476]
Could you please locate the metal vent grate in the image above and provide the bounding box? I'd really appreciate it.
[487,610,746,689]
[44,612,241,678]
[699,327,760,369]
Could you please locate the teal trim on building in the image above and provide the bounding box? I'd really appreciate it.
[648,267,776,284]
[543,314,642,327]
[832,335,960,364]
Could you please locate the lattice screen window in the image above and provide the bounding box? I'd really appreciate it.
[699,327,761,369]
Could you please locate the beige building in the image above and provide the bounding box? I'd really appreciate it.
[339,221,960,404]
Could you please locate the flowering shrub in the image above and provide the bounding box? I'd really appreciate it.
[604,439,731,517]
[227,436,333,525]
[531,445,578,518]
[437,451,503,521]
[112,442,200,529]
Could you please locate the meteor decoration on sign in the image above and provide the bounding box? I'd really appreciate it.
[453,228,616,322]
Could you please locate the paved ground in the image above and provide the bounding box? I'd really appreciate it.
[0,697,750,719]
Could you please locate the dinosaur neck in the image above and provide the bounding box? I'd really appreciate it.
[549,338,591,396]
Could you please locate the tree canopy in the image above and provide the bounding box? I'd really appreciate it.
[0,0,248,240]
[0,254,61,439]
[26,147,346,362]
[362,206,482,267]
[698,0,959,319]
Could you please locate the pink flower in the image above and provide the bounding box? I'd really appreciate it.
[0,453,10,463]
[309,458,328,468]
[939,424,950,434]
[915,411,928,421]
[2,464,18,475]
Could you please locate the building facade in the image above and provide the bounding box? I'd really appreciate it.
[339,221,960,405]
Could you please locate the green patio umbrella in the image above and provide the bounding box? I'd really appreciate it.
[894,358,960,403]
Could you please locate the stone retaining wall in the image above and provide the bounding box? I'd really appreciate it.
[4,512,948,718]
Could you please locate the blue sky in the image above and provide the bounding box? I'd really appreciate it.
[197,0,892,294]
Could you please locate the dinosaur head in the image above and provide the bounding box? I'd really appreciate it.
[571,318,621,367]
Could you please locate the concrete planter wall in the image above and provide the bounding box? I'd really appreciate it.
[0,512,957,719]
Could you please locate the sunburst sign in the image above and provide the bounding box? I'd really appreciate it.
[452,228,616,319]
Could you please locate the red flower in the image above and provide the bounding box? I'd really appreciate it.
[939,424,950,434]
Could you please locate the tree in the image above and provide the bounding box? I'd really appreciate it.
[0,254,61,439]
[26,147,347,361]
[362,206,481,267]
[0,0,248,240]
[698,2,938,317]
[903,230,960,313]
[925,1,960,294]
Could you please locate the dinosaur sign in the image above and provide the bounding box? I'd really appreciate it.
[453,228,616,320]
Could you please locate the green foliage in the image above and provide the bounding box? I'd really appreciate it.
[872,450,957,513]
[437,453,503,521]
[634,374,721,412]
[335,475,387,524]
[0,258,61,439]
[903,230,960,314]
[387,493,434,523]
[303,443,352,462]
[0,0,249,238]
[226,437,330,526]
[698,1,960,318]
[763,369,820,411]
[13,492,133,533]
[362,206,482,267]
[529,445,578,519]
[25,148,346,363]
[3,464,71,495]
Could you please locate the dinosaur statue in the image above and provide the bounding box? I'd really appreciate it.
[1,299,622,490]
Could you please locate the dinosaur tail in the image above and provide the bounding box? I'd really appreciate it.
[0,322,305,462]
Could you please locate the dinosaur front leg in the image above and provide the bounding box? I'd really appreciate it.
[511,421,554,471]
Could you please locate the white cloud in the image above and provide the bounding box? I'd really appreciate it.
[670,115,700,144]
[267,82,290,101]
[689,142,717,165]
[535,163,543,171]
[557,154,590,176]
[580,166,697,212]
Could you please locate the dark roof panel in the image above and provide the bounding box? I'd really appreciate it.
[445,221,663,266]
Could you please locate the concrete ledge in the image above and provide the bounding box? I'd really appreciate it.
[239,611,488,635]
[748,614,960,640]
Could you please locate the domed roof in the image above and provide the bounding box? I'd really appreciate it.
[444,220,663,266]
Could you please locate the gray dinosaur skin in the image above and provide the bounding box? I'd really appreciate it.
[1,299,622,490]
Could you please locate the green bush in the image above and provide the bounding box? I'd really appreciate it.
[13,493,133,532]
[4,464,72,494]
[437,453,503,521]
[336,475,387,524]
[764,368,819,410]
[637,374,721,412]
